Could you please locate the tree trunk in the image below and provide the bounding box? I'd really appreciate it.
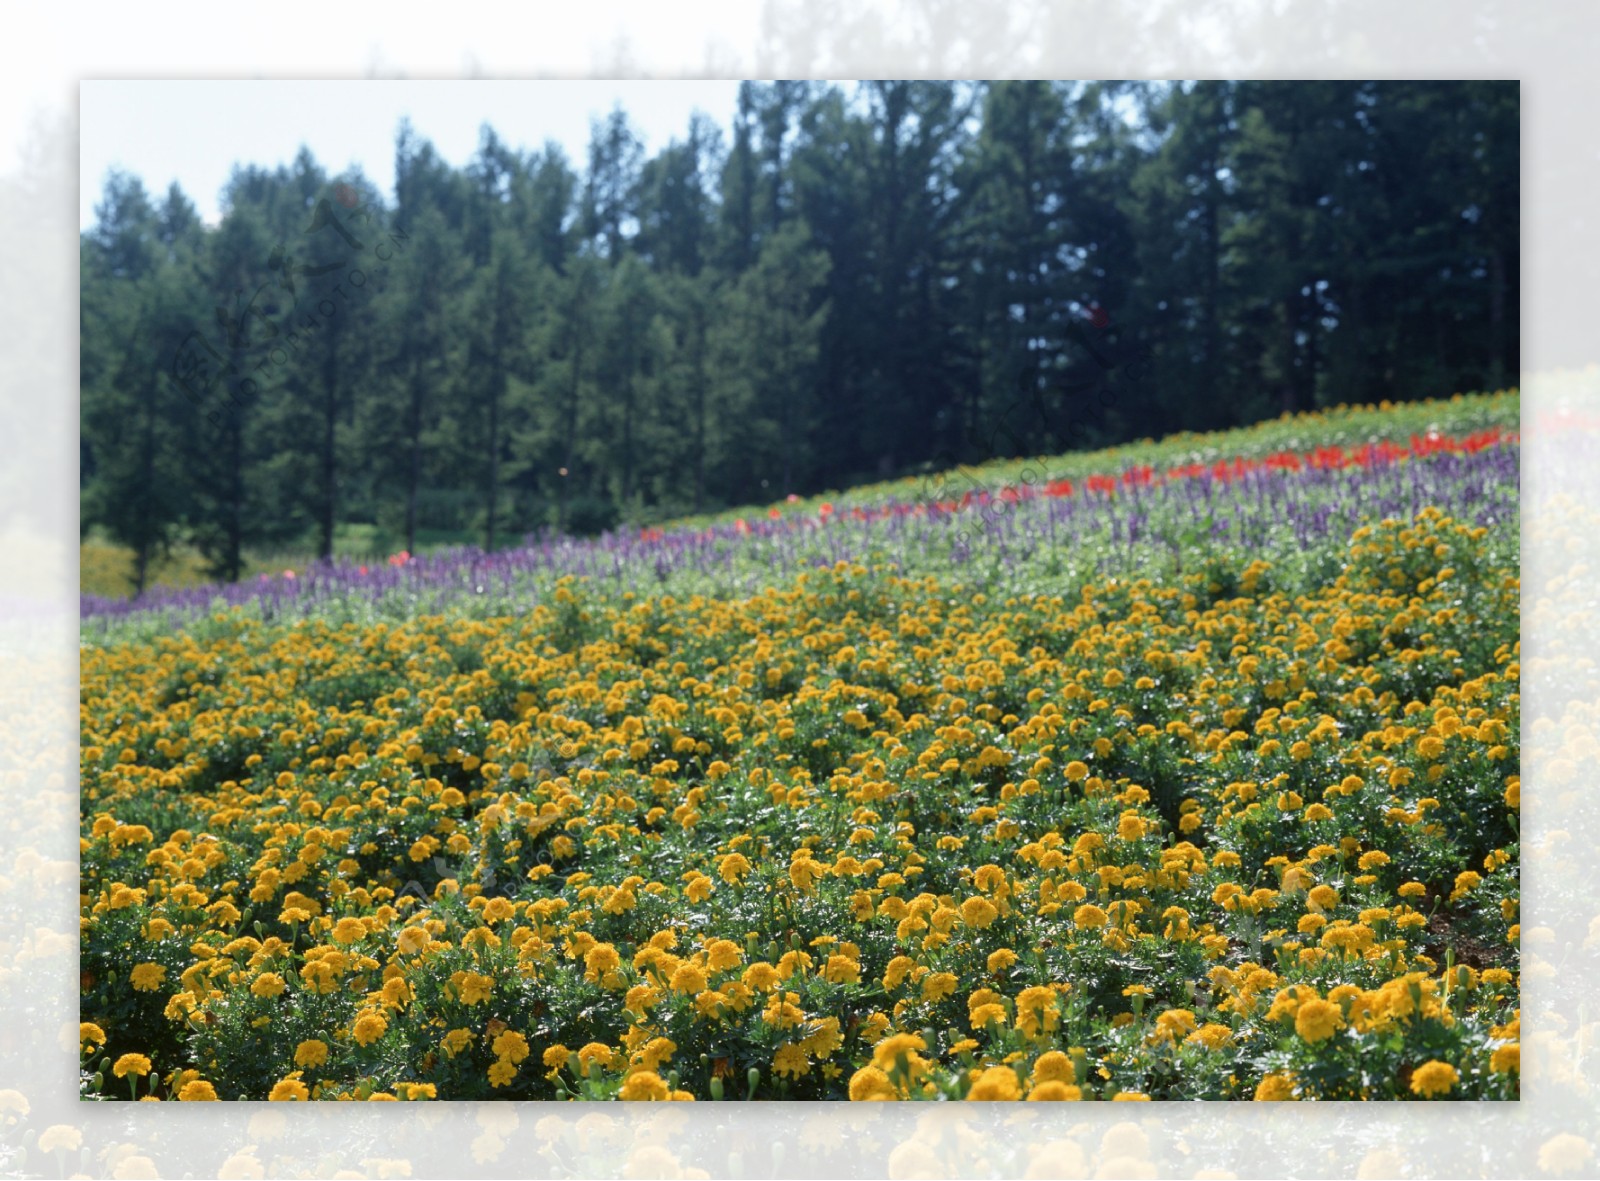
[320,348,337,560]
[1202,148,1222,425]
[405,356,422,555]
[1305,285,1320,408]
[1488,244,1507,390]
[692,312,706,513]
[622,370,634,505]
[560,321,582,536]
[135,375,155,594]
[779,311,793,495]
[227,418,244,583]
[486,375,501,552]
[1280,295,1298,414]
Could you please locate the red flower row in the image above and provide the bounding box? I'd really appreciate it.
[700,426,1515,540]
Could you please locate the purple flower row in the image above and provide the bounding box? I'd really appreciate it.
[81,443,1518,629]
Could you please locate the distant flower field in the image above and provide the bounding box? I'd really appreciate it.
[79,393,1520,1101]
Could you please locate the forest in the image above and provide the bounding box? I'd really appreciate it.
[79,80,1518,590]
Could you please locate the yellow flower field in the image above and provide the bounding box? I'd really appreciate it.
[79,463,1520,1100]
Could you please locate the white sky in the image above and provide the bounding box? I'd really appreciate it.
[80,80,746,228]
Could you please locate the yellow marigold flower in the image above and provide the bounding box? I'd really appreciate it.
[1073,903,1109,929]
[1417,736,1445,760]
[480,896,515,924]
[773,1043,810,1078]
[881,955,916,990]
[972,864,1007,893]
[822,954,861,984]
[669,963,708,993]
[178,1080,218,1101]
[970,1003,1007,1030]
[493,1031,530,1064]
[788,853,826,892]
[79,1022,107,1052]
[1490,1043,1519,1073]
[987,948,1018,973]
[1254,1072,1297,1101]
[743,962,780,992]
[959,896,999,929]
[1153,1008,1197,1042]
[1279,866,1311,893]
[718,853,752,884]
[331,917,368,944]
[1409,1060,1458,1098]
[542,1044,570,1077]
[1026,1081,1082,1100]
[113,1053,152,1079]
[1116,812,1147,841]
[268,1076,309,1101]
[294,1039,328,1068]
[1357,850,1391,870]
[1065,761,1089,782]
[1030,1050,1074,1084]
[442,1028,474,1058]
[352,1011,388,1046]
[396,926,429,955]
[1186,1023,1234,1050]
[250,972,287,999]
[623,983,660,1017]
[577,1042,614,1073]
[969,986,1004,1012]
[705,939,743,973]
[487,1060,518,1088]
[1306,884,1339,912]
[457,972,494,1005]
[872,1032,928,1074]
[921,972,958,1002]
[967,1065,1022,1100]
[1294,999,1343,1043]
[584,943,621,983]
[619,1070,669,1100]
[848,1066,896,1101]
[381,976,411,1008]
[129,963,166,992]
[1015,986,1062,1038]
[634,1036,677,1072]
[800,1016,843,1059]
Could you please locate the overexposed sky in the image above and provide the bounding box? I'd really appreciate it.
[80,80,745,228]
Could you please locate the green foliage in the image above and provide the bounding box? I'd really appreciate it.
[81,82,1518,596]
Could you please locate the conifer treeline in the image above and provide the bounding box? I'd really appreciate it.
[80,81,1517,587]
